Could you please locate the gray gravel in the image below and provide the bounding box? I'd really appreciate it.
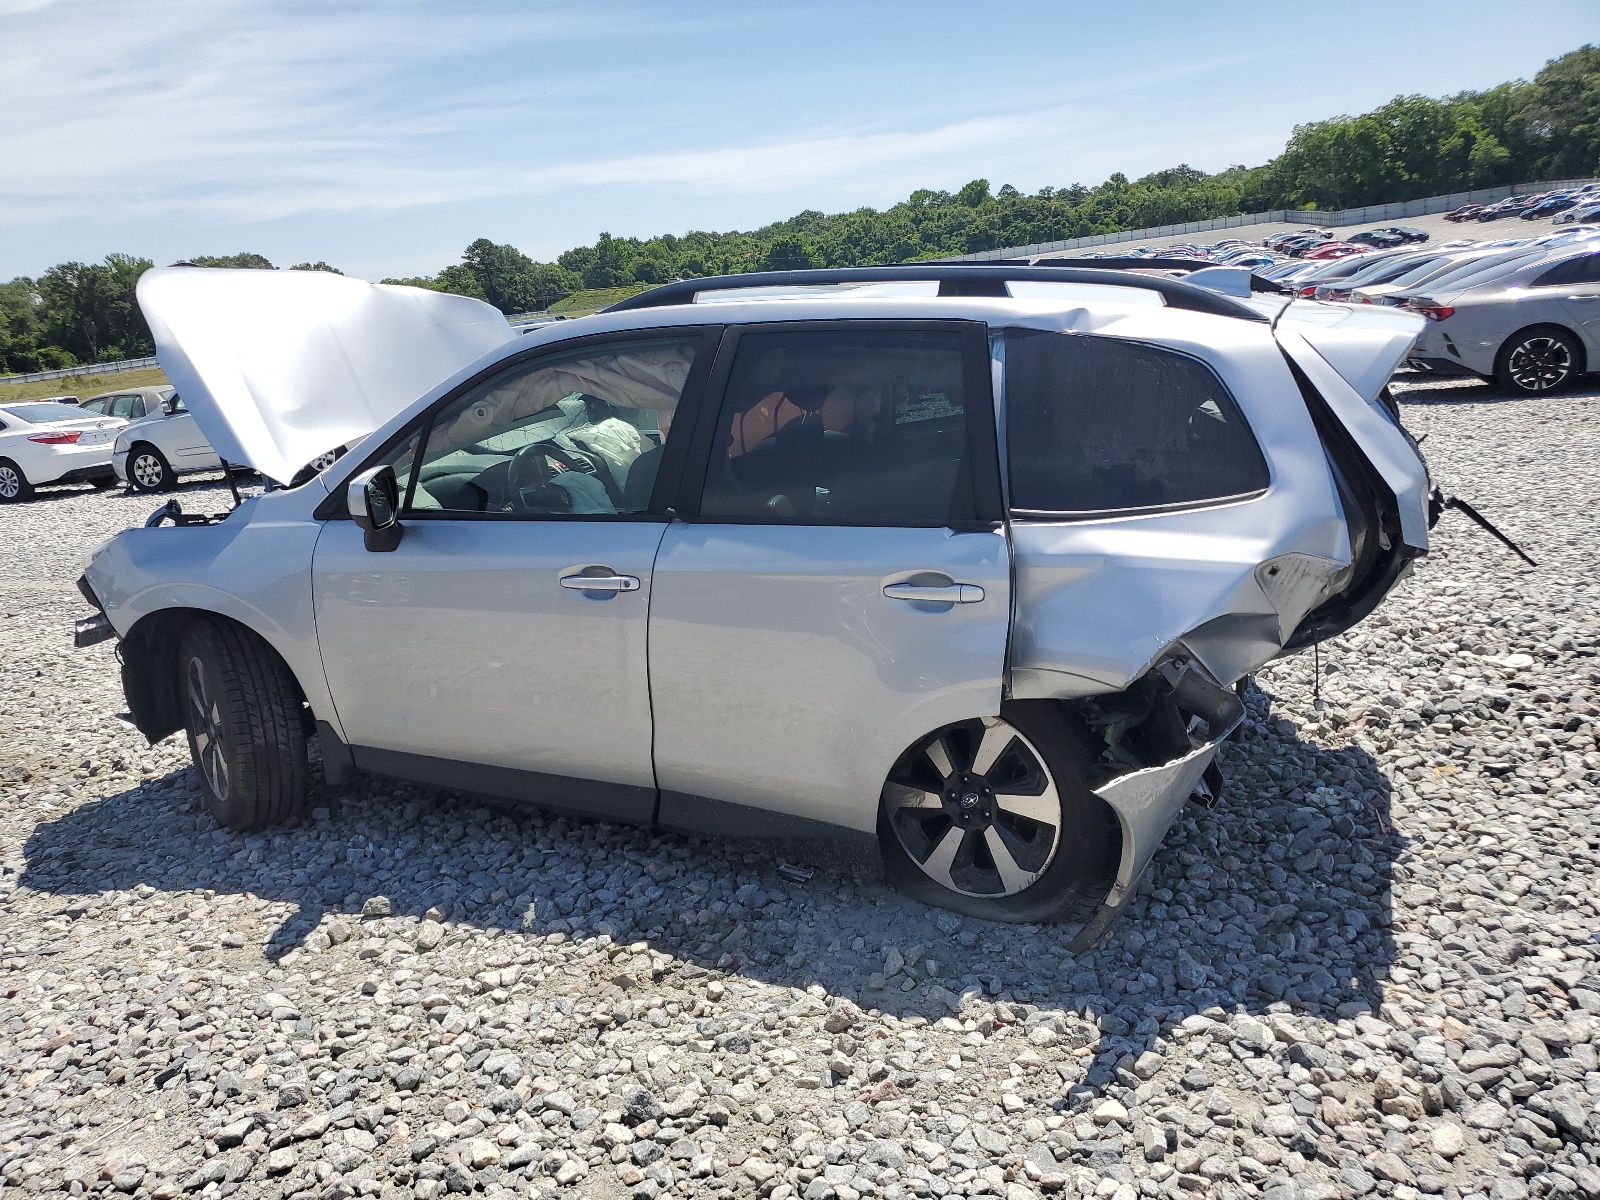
[1,374,1598,1200]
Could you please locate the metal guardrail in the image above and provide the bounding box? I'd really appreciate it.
[963,177,1600,261]
[0,355,160,386]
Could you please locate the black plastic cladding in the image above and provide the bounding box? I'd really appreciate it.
[604,265,1271,323]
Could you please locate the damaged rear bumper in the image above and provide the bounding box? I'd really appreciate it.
[1067,664,1246,950]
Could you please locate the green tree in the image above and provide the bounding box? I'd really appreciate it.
[763,234,817,270]
[189,252,275,269]
[289,261,343,274]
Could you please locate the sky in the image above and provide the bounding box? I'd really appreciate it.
[2,0,1596,282]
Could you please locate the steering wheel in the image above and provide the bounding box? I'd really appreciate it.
[507,442,567,514]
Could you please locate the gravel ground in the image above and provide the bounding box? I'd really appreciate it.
[0,374,1597,1200]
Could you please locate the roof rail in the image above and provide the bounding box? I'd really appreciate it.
[603,263,1271,321]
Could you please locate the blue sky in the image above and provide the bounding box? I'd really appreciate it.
[2,0,1595,281]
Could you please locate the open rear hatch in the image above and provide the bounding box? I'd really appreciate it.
[1271,301,1430,646]
[136,267,517,485]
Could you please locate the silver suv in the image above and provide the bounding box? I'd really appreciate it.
[75,263,1431,930]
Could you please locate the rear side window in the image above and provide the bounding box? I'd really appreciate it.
[1004,330,1269,514]
[1534,254,1600,286]
[698,327,969,526]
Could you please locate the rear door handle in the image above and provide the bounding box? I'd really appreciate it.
[560,573,640,592]
[882,583,985,603]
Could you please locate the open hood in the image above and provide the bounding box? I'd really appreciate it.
[137,267,516,484]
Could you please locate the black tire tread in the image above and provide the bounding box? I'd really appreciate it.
[1494,324,1584,396]
[128,443,173,492]
[878,700,1121,925]
[0,457,34,503]
[180,617,308,830]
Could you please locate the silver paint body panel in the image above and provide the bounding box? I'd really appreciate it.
[649,524,1011,835]
[310,518,666,790]
[83,287,1431,910]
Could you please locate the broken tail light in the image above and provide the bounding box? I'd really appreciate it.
[27,430,82,444]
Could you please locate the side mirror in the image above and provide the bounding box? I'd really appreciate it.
[162,396,181,415]
[347,465,404,552]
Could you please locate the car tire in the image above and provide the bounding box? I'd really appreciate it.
[179,616,309,831]
[0,458,33,503]
[128,443,174,492]
[878,701,1120,924]
[1495,325,1584,395]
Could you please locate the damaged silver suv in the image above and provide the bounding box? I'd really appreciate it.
[75,262,1431,931]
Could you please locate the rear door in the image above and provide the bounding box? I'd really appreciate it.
[647,321,1010,837]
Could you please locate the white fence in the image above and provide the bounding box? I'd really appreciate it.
[962,177,1600,261]
[0,356,160,387]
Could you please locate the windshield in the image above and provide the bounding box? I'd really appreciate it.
[0,402,101,424]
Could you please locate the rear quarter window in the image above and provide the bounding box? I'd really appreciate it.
[1004,330,1269,515]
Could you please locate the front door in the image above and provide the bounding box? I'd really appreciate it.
[647,321,1011,836]
[311,329,715,820]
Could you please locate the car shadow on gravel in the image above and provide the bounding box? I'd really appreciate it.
[18,679,1400,1061]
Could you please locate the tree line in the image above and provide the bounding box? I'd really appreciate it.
[4,45,1595,371]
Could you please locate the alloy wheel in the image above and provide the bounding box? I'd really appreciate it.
[0,466,19,500]
[1507,336,1573,392]
[883,717,1062,898]
[187,656,229,800]
[132,453,166,489]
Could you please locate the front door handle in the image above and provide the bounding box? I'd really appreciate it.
[560,573,640,592]
[882,582,985,603]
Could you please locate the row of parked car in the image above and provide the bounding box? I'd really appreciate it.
[1083,220,1600,396]
[1444,183,1600,225]
[0,384,267,503]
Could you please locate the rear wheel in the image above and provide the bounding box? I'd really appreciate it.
[0,459,32,503]
[878,702,1119,924]
[1496,326,1583,395]
[128,443,174,492]
[179,617,309,830]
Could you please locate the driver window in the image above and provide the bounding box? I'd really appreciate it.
[407,337,699,517]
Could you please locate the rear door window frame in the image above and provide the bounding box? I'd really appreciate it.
[671,318,1002,531]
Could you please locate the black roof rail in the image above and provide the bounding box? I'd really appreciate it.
[602,263,1270,321]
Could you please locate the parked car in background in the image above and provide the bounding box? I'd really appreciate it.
[1445,204,1485,222]
[1407,247,1600,394]
[75,263,1431,927]
[1302,242,1368,260]
[80,385,174,422]
[1354,246,1546,306]
[1556,202,1600,226]
[111,391,223,491]
[0,401,127,502]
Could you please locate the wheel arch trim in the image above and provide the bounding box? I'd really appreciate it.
[118,601,339,745]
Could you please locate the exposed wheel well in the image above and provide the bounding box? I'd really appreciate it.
[120,609,309,743]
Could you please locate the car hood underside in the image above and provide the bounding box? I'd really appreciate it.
[136,267,517,485]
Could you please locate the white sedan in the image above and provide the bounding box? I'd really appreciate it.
[111,392,223,492]
[0,401,128,502]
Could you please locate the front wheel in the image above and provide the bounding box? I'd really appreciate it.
[0,458,33,503]
[179,617,309,830]
[1496,326,1583,395]
[879,702,1120,924]
[128,443,174,492]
